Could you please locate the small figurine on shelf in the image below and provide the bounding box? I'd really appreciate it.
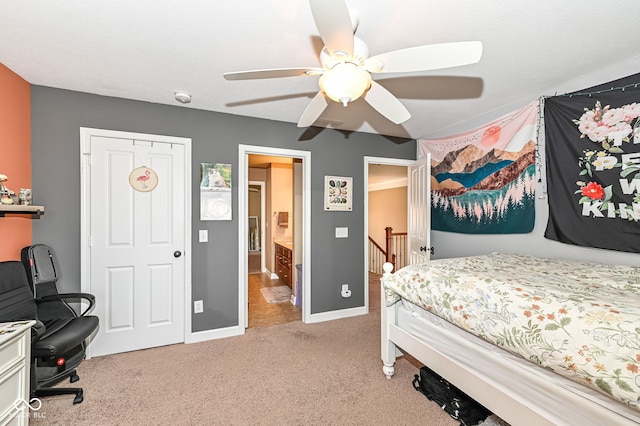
[0,174,16,205]
[18,188,32,206]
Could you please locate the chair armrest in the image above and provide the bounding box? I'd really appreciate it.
[36,292,96,316]
[31,320,46,342]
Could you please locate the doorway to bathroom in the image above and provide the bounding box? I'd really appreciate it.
[239,145,311,330]
[246,156,300,328]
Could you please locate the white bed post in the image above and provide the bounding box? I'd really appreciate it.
[381,262,397,378]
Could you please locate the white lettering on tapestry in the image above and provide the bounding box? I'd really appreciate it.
[619,178,640,194]
[593,155,618,171]
[609,130,629,147]
[619,203,640,220]
[582,201,604,217]
[621,152,640,170]
[582,201,640,220]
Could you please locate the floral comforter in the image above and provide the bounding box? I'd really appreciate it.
[383,253,640,409]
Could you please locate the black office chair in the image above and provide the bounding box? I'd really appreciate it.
[0,260,99,404]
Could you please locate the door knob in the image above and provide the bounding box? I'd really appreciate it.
[420,246,426,252]
[174,251,182,258]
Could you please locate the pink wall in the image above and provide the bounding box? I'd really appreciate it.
[368,186,407,247]
[0,64,32,260]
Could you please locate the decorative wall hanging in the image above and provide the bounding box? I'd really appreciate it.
[324,176,352,211]
[418,101,538,234]
[129,166,158,192]
[200,162,232,220]
[544,73,640,253]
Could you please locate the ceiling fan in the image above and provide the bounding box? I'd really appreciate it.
[223,0,482,128]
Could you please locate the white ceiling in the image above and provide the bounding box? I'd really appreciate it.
[2,1,640,140]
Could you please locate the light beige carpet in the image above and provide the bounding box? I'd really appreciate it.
[29,297,460,425]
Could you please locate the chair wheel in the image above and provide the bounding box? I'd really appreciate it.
[73,392,84,404]
[70,374,80,383]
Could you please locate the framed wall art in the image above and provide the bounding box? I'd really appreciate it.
[129,166,159,192]
[200,162,232,220]
[324,176,352,211]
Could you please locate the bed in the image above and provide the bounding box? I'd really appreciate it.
[380,253,640,426]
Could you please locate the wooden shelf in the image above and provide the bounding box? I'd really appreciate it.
[0,204,45,217]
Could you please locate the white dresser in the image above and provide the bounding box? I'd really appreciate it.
[0,321,34,426]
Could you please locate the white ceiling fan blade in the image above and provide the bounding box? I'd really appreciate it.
[224,67,323,81]
[364,81,411,124]
[297,91,329,127]
[309,0,353,58]
[365,41,483,74]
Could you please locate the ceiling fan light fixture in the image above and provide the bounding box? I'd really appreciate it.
[320,37,369,69]
[319,63,371,106]
[224,0,482,127]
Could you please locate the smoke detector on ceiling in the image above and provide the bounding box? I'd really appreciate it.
[174,91,192,104]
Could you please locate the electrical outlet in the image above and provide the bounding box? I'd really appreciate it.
[194,300,203,313]
[341,284,351,298]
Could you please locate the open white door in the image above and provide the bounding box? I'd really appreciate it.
[408,153,431,265]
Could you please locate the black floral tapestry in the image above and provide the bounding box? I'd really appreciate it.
[544,73,640,253]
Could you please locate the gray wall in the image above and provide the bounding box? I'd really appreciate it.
[29,86,416,332]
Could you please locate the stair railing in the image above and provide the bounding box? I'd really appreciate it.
[368,227,408,274]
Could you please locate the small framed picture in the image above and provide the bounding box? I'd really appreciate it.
[200,162,232,221]
[324,176,352,211]
[129,166,159,192]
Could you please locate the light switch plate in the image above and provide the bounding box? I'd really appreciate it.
[335,227,348,238]
[199,229,208,242]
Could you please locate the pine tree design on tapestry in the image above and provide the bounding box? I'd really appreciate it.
[430,142,537,234]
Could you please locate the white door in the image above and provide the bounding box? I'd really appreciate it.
[408,154,431,264]
[86,132,186,357]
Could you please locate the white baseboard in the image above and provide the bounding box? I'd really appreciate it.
[185,325,243,344]
[307,306,367,323]
[264,268,278,280]
[184,306,367,344]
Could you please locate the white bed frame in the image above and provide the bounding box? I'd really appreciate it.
[380,263,640,426]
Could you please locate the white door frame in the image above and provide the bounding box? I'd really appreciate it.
[80,127,193,355]
[363,156,414,313]
[239,145,311,328]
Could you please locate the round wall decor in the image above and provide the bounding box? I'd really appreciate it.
[129,166,158,192]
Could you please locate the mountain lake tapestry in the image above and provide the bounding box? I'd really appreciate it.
[418,101,538,234]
